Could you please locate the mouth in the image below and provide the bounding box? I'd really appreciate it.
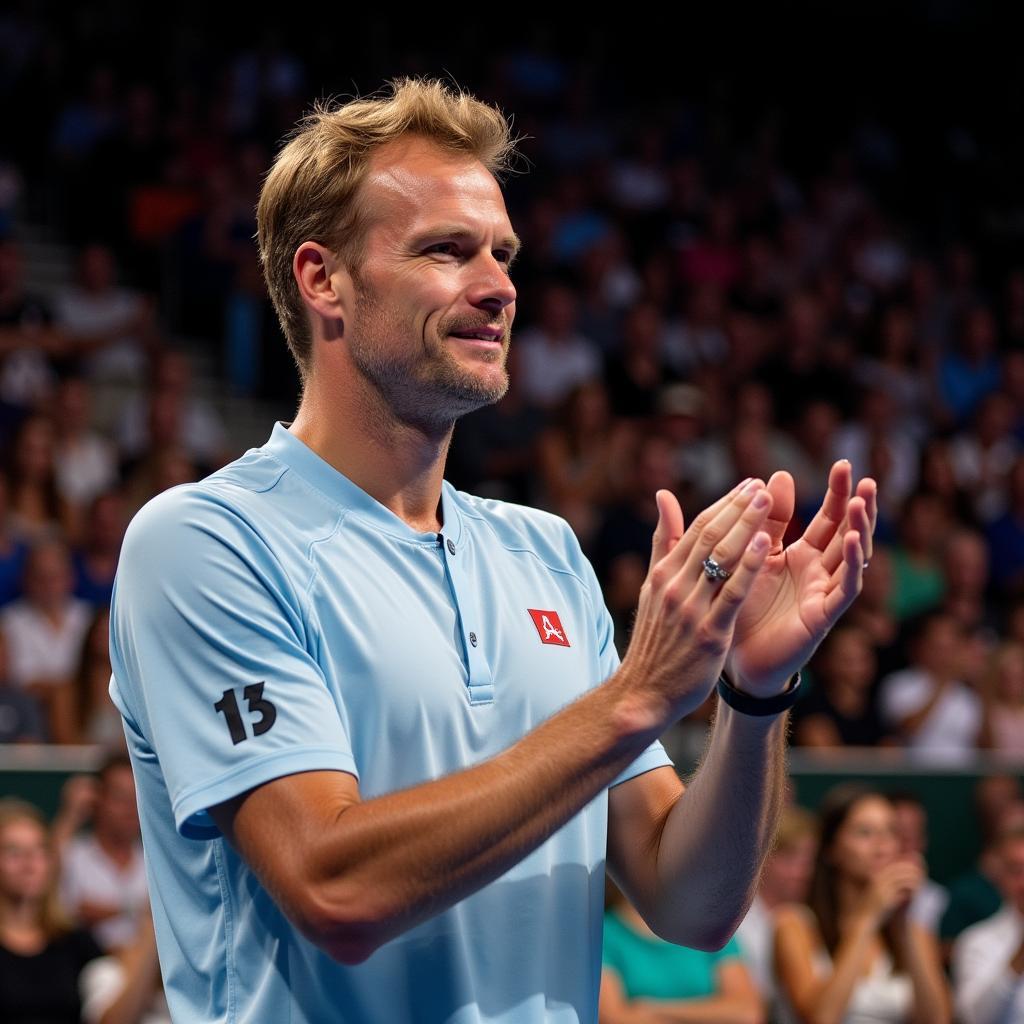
[448,327,505,344]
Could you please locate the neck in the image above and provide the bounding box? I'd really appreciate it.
[836,874,871,920]
[291,368,453,535]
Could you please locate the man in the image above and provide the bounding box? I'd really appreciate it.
[953,826,1024,1023]
[56,754,149,952]
[109,78,874,1023]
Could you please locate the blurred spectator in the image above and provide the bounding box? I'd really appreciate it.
[0,474,29,607]
[879,611,982,762]
[58,754,148,952]
[5,414,73,542]
[516,282,601,409]
[953,825,1024,1024]
[0,238,61,417]
[774,785,950,1024]
[52,243,159,385]
[600,881,763,1024]
[888,790,950,933]
[536,381,634,548]
[936,304,1001,429]
[50,376,118,510]
[602,300,675,420]
[662,282,729,380]
[939,528,998,638]
[885,491,948,621]
[986,455,1024,597]
[0,539,91,736]
[843,547,902,676]
[735,805,818,1012]
[979,642,1024,758]
[67,607,121,748]
[117,349,228,472]
[941,778,1024,949]
[792,625,889,749]
[0,629,46,742]
[71,491,125,607]
[0,798,102,1022]
[950,392,1020,524]
[80,911,168,1024]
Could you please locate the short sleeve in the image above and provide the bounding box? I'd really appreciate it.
[109,487,358,839]
[574,530,674,789]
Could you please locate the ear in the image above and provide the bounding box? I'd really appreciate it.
[293,242,354,340]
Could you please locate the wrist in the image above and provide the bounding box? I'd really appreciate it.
[717,669,802,717]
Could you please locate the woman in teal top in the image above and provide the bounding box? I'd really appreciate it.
[600,884,764,1022]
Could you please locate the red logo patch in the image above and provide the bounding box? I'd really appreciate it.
[528,609,570,647]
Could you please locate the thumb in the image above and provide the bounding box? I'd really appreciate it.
[649,489,685,574]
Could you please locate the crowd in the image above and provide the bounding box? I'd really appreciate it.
[1,7,1023,1022]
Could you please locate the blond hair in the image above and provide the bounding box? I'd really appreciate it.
[256,76,522,385]
[0,798,70,939]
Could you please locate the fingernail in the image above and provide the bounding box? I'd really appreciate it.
[753,532,769,551]
[743,478,760,496]
[753,491,770,508]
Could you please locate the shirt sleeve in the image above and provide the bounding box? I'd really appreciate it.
[109,486,358,839]
[574,530,674,789]
[953,920,1024,1024]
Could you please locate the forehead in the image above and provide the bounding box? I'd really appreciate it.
[359,136,512,242]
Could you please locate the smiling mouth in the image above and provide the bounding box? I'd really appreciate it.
[448,327,505,343]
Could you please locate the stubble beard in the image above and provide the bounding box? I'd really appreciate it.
[347,279,510,432]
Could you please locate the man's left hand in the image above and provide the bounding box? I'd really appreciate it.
[724,460,876,695]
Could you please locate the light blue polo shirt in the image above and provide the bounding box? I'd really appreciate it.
[109,421,673,1024]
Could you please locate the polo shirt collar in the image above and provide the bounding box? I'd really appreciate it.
[263,420,463,545]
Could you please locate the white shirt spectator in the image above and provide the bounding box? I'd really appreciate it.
[910,878,950,934]
[515,326,600,409]
[53,285,147,382]
[0,597,92,687]
[60,833,150,952]
[80,956,170,1024]
[54,433,118,507]
[953,905,1024,1024]
[879,668,983,763]
[735,894,775,1004]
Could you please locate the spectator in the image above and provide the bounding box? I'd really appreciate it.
[50,376,118,511]
[71,491,125,607]
[0,798,102,1022]
[979,642,1024,758]
[986,455,1024,597]
[4,414,72,543]
[600,881,764,1024]
[878,611,982,762]
[885,491,948,621]
[774,785,950,1024]
[953,825,1024,1024]
[58,755,148,953]
[888,790,950,933]
[67,607,122,748]
[0,539,92,736]
[792,624,889,749]
[736,805,818,1012]
[515,282,601,409]
[0,629,46,742]
[0,474,29,607]
[941,778,1024,950]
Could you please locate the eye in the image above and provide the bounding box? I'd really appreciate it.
[426,242,459,257]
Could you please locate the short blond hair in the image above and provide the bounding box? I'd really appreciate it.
[256,76,522,384]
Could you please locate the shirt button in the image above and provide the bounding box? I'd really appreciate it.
[469,632,478,647]
[446,538,456,555]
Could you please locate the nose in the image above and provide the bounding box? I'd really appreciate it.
[466,252,517,313]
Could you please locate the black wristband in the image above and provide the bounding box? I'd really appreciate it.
[716,670,802,717]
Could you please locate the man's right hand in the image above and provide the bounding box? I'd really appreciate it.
[615,479,773,733]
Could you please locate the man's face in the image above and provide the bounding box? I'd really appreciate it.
[338,136,518,428]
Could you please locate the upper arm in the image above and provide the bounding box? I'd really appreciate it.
[716,956,764,1006]
[606,765,684,934]
[109,489,358,838]
[597,967,633,1024]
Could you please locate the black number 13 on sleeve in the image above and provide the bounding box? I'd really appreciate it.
[214,683,278,745]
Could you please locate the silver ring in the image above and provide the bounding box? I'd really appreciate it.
[702,556,732,582]
[863,560,870,570]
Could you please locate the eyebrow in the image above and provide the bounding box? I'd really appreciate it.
[412,226,523,261]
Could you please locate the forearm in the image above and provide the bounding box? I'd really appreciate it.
[303,672,663,961]
[631,995,764,1024]
[648,699,788,949]
[803,914,878,1024]
[900,922,950,1024]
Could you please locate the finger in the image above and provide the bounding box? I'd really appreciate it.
[801,461,853,553]
[764,470,795,551]
[648,489,686,575]
[821,495,867,575]
[687,486,773,591]
[707,530,772,633]
[856,477,878,562]
[822,530,865,622]
[661,478,760,574]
